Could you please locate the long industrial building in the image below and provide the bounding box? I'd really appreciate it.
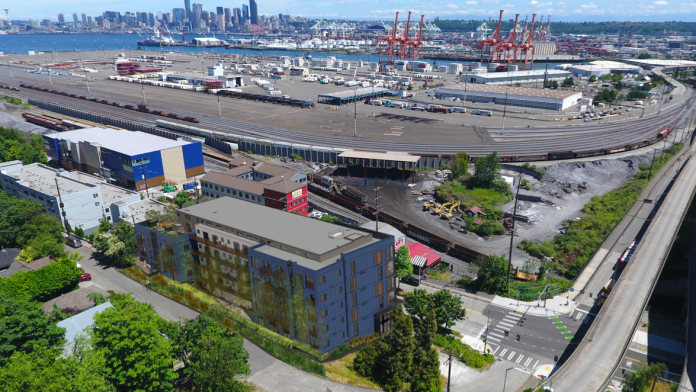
[43,128,204,190]
[568,60,643,77]
[437,85,582,111]
[460,69,572,85]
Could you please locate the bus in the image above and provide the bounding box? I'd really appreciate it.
[617,239,638,271]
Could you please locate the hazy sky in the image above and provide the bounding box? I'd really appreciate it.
[12,0,696,21]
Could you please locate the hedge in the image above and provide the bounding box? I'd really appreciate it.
[0,258,81,301]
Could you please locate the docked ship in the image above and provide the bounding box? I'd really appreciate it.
[137,30,180,47]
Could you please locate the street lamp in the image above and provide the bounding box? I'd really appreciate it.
[501,87,509,136]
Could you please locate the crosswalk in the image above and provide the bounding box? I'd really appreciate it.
[482,311,539,369]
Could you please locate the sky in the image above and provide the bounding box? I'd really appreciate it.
[13,0,696,22]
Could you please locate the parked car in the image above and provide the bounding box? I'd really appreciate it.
[66,235,82,248]
[79,272,92,282]
[401,276,421,287]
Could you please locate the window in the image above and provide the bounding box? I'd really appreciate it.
[319,293,326,302]
[378,265,383,280]
[380,296,384,309]
[350,261,356,275]
[350,276,356,293]
[386,246,394,261]
[341,318,344,325]
[93,193,99,199]
[337,269,341,276]
[320,309,328,318]
[386,276,395,292]
[306,276,314,289]
[352,293,357,307]
[188,270,194,277]
[338,286,343,294]
[318,276,325,285]
[342,331,345,338]
[351,308,358,323]
[95,202,100,207]
[388,291,396,306]
[386,261,394,277]
[375,282,383,297]
[323,339,330,348]
[133,157,150,166]
[339,301,343,309]
[251,257,259,268]
[354,323,359,337]
[322,325,329,333]
[233,190,237,196]
[245,194,249,199]
[374,251,382,266]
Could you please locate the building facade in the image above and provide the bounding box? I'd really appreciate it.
[135,222,195,283]
[43,128,204,190]
[437,85,582,111]
[179,197,397,354]
[200,158,308,216]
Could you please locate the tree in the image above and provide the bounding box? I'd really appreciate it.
[319,215,342,223]
[451,152,469,178]
[94,221,137,265]
[0,191,47,247]
[589,75,597,83]
[476,254,509,295]
[18,234,67,261]
[551,80,559,89]
[380,305,414,392]
[172,191,193,207]
[0,295,66,365]
[411,310,442,392]
[622,363,667,392]
[562,77,574,87]
[169,315,223,365]
[145,204,178,225]
[404,289,466,329]
[74,227,85,238]
[87,292,108,306]
[90,294,177,392]
[111,221,137,256]
[394,246,413,288]
[97,214,111,233]
[0,255,82,301]
[472,152,501,188]
[185,332,252,392]
[637,52,651,59]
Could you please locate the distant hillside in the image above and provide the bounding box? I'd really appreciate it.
[433,20,696,36]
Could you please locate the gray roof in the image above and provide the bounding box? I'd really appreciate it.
[57,301,114,343]
[182,197,389,268]
[201,172,266,195]
[44,128,194,156]
[127,199,167,223]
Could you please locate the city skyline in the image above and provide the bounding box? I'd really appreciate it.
[9,0,696,22]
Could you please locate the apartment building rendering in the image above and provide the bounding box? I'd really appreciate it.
[200,157,309,216]
[135,222,195,284]
[179,196,397,353]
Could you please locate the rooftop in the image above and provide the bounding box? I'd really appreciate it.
[57,302,113,344]
[127,199,167,223]
[569,60,642,71]
[338,151,420,163]
[440,84,581,100]
[623,59,696,67]
[466,69,570,79]
[260,177,305,194]
[44,128,195,156]
[200,171,266,195]
[182,197,390,269]
[318,87,390,99]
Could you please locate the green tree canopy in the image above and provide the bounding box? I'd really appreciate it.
[0,295,66,365]
[476,254,509,295]
[173,191,193,207]
[411,310,442,392]
[90,294,177,392]
[622,363,667,392]
[0,255,82,301]
[451,152,469,178]
[379,305,414,392]
[404,288,466,328]
[0,191,48,247]
[472,152,502,188]
[394,246,413,287]
[185,331,252,392]
[0,128,48,165]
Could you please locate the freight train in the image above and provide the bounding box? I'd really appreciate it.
[18,84,199,123]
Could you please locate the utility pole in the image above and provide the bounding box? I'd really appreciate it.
[371,82,375,117]
[7,61,12,79]
[141,166,150,199]
[483,310,490,354]
[543,269,552,307]
[647,148,658,181]
[501,87,509,136]
[506,175,523,294]
[217,94,222,118]
[54,178,69,231]
[442,350,455,392]
[141,82,147,104]
[353,86,358,137]
[45,58,52,85]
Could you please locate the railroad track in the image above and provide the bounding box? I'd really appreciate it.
[8,78,696,156]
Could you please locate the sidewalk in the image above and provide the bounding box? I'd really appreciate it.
[490,295,576,316]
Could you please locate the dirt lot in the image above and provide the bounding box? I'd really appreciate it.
[332,152,654,266]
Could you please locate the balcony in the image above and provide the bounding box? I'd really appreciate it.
[274,287,287,297]
[308,313,317,323]
[273,270,286,281]
[260,283,274,293]
[275,303,288,313]
[188,234,248,258]
[259,266,272,277]
[261,296,275,307]
[305,280,315,290]
[309,329,318,338]
[264,312,276,323]
[307,298,315,308]
[135,237,144,245]
[277,318,290,329]
[192,249,249,273]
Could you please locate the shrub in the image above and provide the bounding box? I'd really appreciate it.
[0,257,81,301]
[172,295,184,302]
[471,221,506,237]
[439,164,451,171]
[151,274,169,286]
[348,336,366,347]
[364,332,380,342]
[328,344,350,358]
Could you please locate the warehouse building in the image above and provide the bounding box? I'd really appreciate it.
[568,60,643,77]
[437,85,582,111]
[180,197,398,353]
[200,157,309,216]
[460,69,571,85]
[43,128,204,190]
[0,161,165,234]
[317,87,392,106]
[161,64,245,88]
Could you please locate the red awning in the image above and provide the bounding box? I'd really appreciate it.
[404,242,441,268]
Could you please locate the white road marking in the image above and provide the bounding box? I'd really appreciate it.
[488,332,505,339]
[533,360,539,368]
[515,354,524,364]
[568,310,574,318]
[492,346,500,355]
[487,336,502,342]
[500,348,508,357]
[499,321,515,328]
[576,313,582,321]
[524,357,533,367]
[507,351,517,361]
[494,327,507,334]
[507,312,522,319]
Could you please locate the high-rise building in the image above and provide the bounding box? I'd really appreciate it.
[224,8,231,26]
[72,13,79,26]
[250,0,258,25]
[81,13,87,26]
[87,16,93,27]
[216,6,223,15]
[193,2,202,28]
[148,12,155,27]
[173,8,184,23]
[184,0,192,16]
[233,8,241,24]
[242,4,249,22]
[57,13,65,25]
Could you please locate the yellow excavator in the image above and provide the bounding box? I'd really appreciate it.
[423,200,437,210]
[440,201,461,219]
[431,201,453,215]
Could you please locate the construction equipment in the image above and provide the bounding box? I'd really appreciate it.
[598,279,614,306]
[440,201,461,219]
[423,200,437,210]
[431,201,453,215]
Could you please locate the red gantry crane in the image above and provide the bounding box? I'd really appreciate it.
[406,15,425,61]
[513,13,536,70]
[494,13,520,64]
[377,12,400,63]
[479,10,504,64]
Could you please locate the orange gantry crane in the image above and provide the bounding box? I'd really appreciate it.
[479,10,504,64]
[378,12,426,63]
[494,13,520,64]
[513,13,536,70]
[377,12,400,63]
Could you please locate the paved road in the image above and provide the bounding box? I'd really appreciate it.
[546,119,696,391]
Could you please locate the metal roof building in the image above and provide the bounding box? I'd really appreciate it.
[461,69,572,85]
[317,87,392,106]
[437,85,582,111]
